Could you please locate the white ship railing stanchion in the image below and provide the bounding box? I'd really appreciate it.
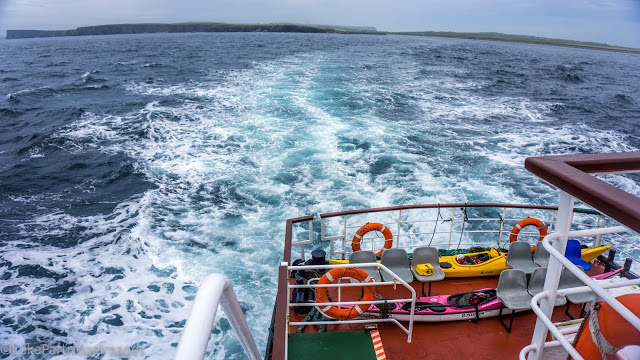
[397,210,402,248]
[497,207,506,248]
[529,191,574,360]
[448,207,455,248]
[593,214,606,248]
[292,219,313,261]
[343,215,348,256]
[174,274,261,360]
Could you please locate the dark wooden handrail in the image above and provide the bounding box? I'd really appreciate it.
[525,152,640,233]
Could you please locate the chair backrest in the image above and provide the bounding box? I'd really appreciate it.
[349,251,381,282]
[565,239,591,270]
[381,248,410,267]
[533,244,550,267]
[350,250,377,264]
[411,247,440,270]
[528,267,548,296]
[497,269,528,297]
[507,241,534,262]
[558,266,585,289]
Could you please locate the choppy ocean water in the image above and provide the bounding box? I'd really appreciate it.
[0,32,639,359]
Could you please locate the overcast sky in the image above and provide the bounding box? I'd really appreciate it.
[1,0,639,47]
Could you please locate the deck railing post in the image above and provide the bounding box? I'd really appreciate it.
[498,207,506,248]
[593,214,606,248]
[529,191,574,360]
[174,274,261,360]
[342,215,348,258]
[397,210,402,247]
[448,208,455,249]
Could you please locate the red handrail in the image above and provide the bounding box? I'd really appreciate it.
[525,152,640,233]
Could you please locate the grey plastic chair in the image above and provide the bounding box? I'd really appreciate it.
[410,247,445,296]
[496,269,532,333]
[527,267,566,306]
[380,248,414,284]
[349,250,381,283]
[559,266,595,319]
[506,241,540,275]
[533,244,550,267]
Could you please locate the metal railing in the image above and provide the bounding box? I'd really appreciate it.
[520,226,640,360]
[283,262,417,359]
[521,152,640,360]
[316,204,609,259]
[174,274,261,360]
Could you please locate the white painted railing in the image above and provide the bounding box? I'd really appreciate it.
[319,206,560,257]
[520,191,640,360]
[285,262,416,359]
[311,205,617,261]
[174,274,261,360]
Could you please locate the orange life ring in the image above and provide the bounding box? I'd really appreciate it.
[572,294,640,360]
[315,267,375,320]
[352,222,393,256]
[509,217,547,250]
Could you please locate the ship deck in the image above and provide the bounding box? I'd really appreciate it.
[288,263,608,360]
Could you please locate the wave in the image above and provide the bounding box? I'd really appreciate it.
[83,84,111,90]
[613,93,636,105]
[72,70,106,85]
[5,87,59,100]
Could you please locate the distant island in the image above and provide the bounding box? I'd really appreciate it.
[396,31,640,53]
[6,22,640,53]
[5,22,377,39]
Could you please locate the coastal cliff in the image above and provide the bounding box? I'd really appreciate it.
[6,23,639,53]
[6,23,378,39]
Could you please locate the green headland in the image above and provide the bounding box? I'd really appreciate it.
[6,22,640,53]
[395,31,640,53]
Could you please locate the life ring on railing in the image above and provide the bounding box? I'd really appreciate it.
[571,294,640,360]
[315,267,375,320]
[509,217,547,250]
[352,222,393,256]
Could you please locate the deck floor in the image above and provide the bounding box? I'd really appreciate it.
[289,263,607,359]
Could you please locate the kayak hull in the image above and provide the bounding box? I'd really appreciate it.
[363,289,526,322]
[331,245,612,278]
[440,245,611,278]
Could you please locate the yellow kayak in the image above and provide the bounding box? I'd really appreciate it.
[329,245,611,278]
[440,245,611,278]
[438,248,505,277]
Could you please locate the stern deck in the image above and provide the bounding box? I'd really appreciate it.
[288,263,607,359]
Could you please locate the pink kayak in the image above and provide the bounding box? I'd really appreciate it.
[364,268,624,322]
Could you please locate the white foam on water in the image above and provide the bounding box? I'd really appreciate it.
[1,200,227,359]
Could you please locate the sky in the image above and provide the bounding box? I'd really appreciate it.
[0,0,639,47]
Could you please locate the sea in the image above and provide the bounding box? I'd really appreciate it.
[0,32,639,359]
